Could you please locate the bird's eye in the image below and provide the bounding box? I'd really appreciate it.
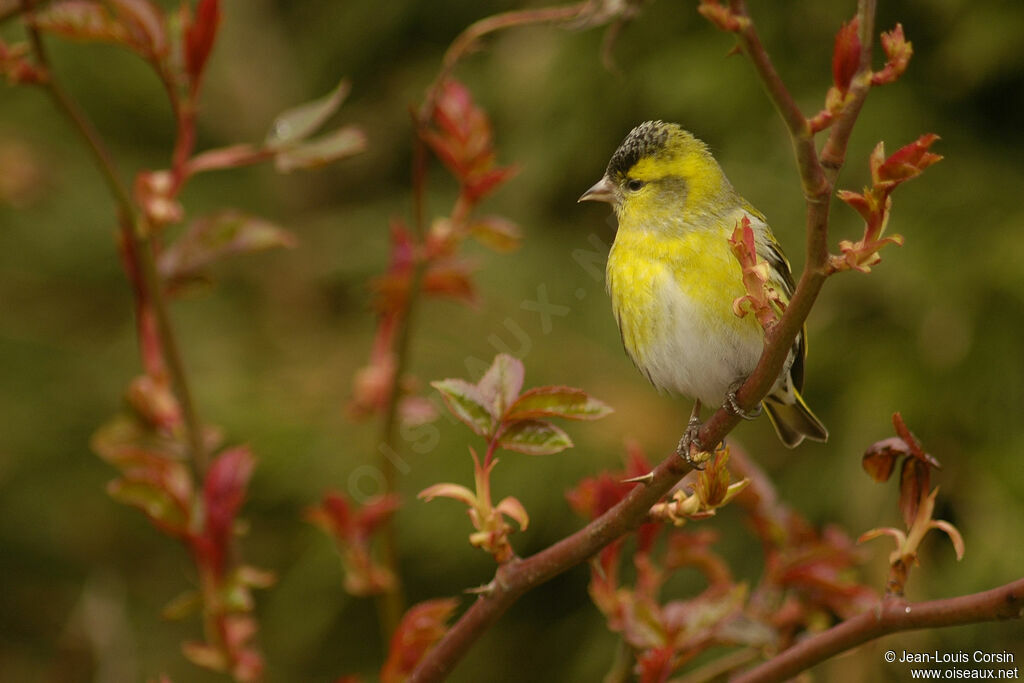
[626,179,645,191]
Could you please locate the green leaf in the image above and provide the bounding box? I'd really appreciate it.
[431,379,496,437]
[182,641,229,673]
[505,386,613,422]
[162,589,202,620]
[158,210,296,283]
[477,354,524,417]
[273,125,367,172]
[107,478,189,532]
[469,215,522,253]
[265,79,352,148]
[91,413,184,465]
[497,419,573,455]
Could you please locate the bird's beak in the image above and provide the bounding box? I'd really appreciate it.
[578,176,616,204]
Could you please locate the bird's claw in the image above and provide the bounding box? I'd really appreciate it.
[676,414,710,469]
[724,387,762,421]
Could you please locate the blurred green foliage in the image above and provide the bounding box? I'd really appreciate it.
[2,0,1023,681]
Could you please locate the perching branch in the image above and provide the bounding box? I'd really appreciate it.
[412,2,882,680]
[732,577,1024,683]
[703,0,876,441]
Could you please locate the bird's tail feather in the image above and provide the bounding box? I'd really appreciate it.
[763,389,828,448]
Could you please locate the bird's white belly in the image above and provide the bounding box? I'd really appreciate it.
[614,263,765,407]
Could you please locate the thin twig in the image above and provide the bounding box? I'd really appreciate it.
[731,577,1024,683]
[22,1,207,473]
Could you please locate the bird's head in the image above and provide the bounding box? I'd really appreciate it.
[579,121,732,230]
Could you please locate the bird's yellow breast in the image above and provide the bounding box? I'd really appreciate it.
[606,225,764,402]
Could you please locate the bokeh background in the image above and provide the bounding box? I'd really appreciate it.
[2,0,1023,680]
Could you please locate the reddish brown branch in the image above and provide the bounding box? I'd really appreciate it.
[721,0,875,424]
[732,577,1024,683]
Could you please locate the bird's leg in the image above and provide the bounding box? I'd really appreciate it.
[724,380,763,420]
[676,400,709,469]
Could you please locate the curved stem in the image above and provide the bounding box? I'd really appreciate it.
[24,3,207,472]
[731,577,1024,683]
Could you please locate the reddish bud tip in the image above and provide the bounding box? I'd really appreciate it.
[832,16,862,94]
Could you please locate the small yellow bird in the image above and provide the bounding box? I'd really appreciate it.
[579,121,827,450]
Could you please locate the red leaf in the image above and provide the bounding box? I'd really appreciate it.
[157,209,297,287]
[899,457,930,530]
[420,79,516,205]
[861,436,906,482]
[462,164,519,204]
[872,23,913,86]
[423,257,478,306]
[0,41,48,85]
[873,134,942,187]
[380,599,459,683]
[892,412,942,469]
[832,17,861,94]
[184,0,220,89]
[199,446,254,576]
[567,443,651,520]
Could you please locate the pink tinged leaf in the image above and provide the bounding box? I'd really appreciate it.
[183,0,220,87]
[462,164,519,203]
[430,378,496,437]
[380,598,460,683]
[900,454,931,529]
[273,126,367,173]
[157,210,297,284]
[496,419,573,455]
[422,257,478,306]
[832,16,861,94]
[108,0,168,57]
[476,353,525,417]
[33,1,130,45]
[505,385,613,422]
[417,482,477,507]
[107,475,191,534]
[182,641,229,673]
[398,395,439,427]
[929,520,965,560]
[495,496,529,531]
[469,215,522,252]
[837,189,873,222]
[873,23,913,86]
[265,79,353,148]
